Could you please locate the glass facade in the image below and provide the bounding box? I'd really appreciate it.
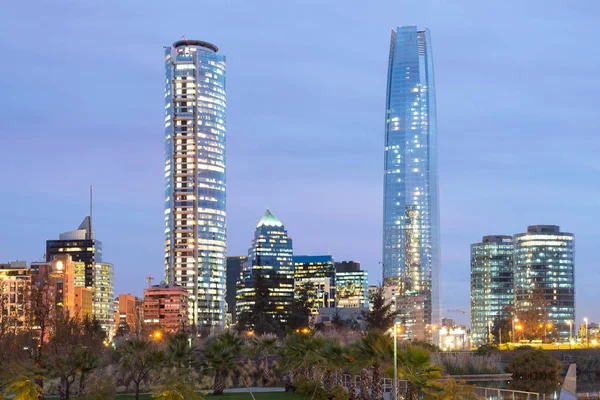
[164,40,227,331]
[470,235,514,346]
[382,26,441,341]
[236,210,294,325]
[335,261,368,309]
[514,225,575,341]
[293,255,335,314]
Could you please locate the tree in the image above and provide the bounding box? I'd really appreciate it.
[245,334,279,384]
[387,344,443,400]
[165,332,195,369]
[348,331,392,400]
[0,363,44,400]
[516,286,549,340]
[118,338,165,400]
[287,283,314,332]
[490,306,513,344]
[280,332,324,392]
[236,272,282,335]
[423,378,482,400]
[331,309,346,330]
[202,331,243,395]
[318,339,345,391]
[362,287,396,332]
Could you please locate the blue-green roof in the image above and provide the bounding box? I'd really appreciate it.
[256,209,283,228]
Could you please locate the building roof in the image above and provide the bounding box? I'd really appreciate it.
[256,209,283,228]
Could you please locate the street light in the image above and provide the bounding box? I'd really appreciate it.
[487,321,493,344]
[393,318,402,400]
[512,318,518,344]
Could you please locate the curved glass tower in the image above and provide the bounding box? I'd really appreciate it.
[164,40,227,331]
[382,26,440,341]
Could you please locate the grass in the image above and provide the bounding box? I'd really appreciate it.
[113,392,304,399]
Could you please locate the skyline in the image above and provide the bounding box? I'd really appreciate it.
[0,1,598,327]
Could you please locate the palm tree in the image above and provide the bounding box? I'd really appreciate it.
[346,331,392,400]
[423,378,482,400]
[387,345,443,400]
[202,331,243,395]
[279,332,324,391]
[165,332,195,369]
[318,339,345,391]
[118,338,165,400]
[245,334,279,384]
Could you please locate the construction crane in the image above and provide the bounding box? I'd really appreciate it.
[146,275,154,288]
[446,309,467,314]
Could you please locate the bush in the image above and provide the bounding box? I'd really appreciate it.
[295,378,349,400]
[78,376,116,400]
[475,344,498,355]
[505,350,562,380]
[433,352,500,375]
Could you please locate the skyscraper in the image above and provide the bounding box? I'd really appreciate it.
[514,225,575,341]
[470,235,514,346]
[382,26,441,341]
[236,210,294,328]
[164,40,227,331]
[335,261,368,309]
[226,256,247,324]
[294,255,336,314]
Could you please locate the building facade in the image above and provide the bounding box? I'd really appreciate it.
[226,256,247,324]
[470,235,514,346]
[382,26,441,341]
[114,293,138,335]
[236,210,294,326]
[164,39,227,331]
[144,284,189,333]
[514,225,575,341]
[0,261,31,329]
[335,261,368,309]
[293,255,335,314]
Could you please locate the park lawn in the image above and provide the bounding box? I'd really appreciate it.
[114,392,305,400]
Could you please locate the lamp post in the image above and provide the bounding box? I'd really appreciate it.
[584,318,589,346]
[512,318,518,344]
[393,318,401,400]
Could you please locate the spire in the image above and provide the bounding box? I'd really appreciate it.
[256,209,283,228]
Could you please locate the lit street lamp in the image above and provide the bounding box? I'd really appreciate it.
[393,318,401,400]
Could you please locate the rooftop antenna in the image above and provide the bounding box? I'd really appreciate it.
[146,275,154,288]
[180,35,189,45]
[89,185,93,240]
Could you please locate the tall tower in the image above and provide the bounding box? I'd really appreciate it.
[382,26,441,341]
[164,40,227,331]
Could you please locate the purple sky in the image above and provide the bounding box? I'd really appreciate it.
[1,1,598,327]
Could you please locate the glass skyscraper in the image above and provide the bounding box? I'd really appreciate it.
[164,40,227,331]
[236,210,294,327]
[514,225,575,341]
[382,26,441,341]
[470,235,514,346]
[335,261,368,309]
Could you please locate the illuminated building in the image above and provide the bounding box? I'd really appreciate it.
[514,225,575,341]
[335,261,368,309]
[0,261,31,329]
[293,255,335,314]
[114,293,138,335]
[144,284,189,333]
[470,235,514,346]
[163,39,227,331]
[226,256,247,324]
[382,26,441,342]
[439,325,468,351]
[45,216,114,333]
[236,210,294,326]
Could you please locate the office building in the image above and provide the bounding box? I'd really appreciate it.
[226,256,247,323]
[0,261,31,329]
[144,284,189,333]
[470,235,514,346]
[164,39,227,331]
[514,225,575,341]
[335,261,368,309]
[236,210,294,326]
[45,217,114,333]
[294,255,335,314]
[382,26,441,342]
[114,293,138,335]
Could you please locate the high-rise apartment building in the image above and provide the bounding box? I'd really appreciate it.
[335,261,368,309]
[382,26,441,341]
[144,284,189,333]
[45,217,114,333]
[470,235,514,346]
[514,225,575,341]
[226,256,247,324]
[293,255,336,314]
[236,210,294,326]
[164,39,227,331]
[0,261,31,329]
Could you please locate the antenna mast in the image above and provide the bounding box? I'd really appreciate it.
[89,185,93,240]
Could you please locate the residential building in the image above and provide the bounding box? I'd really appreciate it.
[226,256,247,324]
[144,284,189,333]
[335,261,368,308]
[382,26,441,342]
[114,293,138,335]
[236,210,294,326]
[514,225,575,341]
[470,235,514,346]
[45,217,114,333]
[164,39,227,331]
[294,255,335,314]
[0,261,31,329]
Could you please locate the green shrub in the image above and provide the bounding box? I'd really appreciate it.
[475,344,498,355]
[505,350,562,380]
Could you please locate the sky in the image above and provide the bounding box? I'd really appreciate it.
[0,0,598,327]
